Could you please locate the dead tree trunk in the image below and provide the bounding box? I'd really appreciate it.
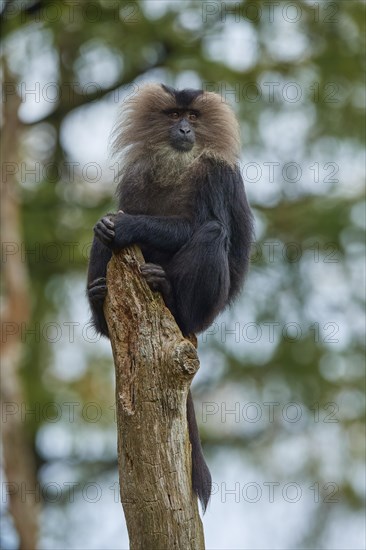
[104,247,205,550]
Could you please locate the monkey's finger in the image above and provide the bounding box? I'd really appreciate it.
[143,276,163,292]
[140,263,166,275]
[94,230,114,243]
[141,271,166,282]
[94,223,115,240]
[149,282,159,291]
[88,277,107,289]
[101,217,115,229]
[141,273,167,284]
[88,286,107,297]
[88,284,108,300]
[94,220,113,233]
[143,273,165,282]
[140,263,159,268]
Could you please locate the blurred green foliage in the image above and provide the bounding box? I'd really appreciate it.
[1,0,365,548]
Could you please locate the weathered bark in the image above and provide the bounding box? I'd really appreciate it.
[104,247,205,550]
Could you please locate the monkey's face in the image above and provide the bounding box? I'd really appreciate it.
[166,110,198,152]
[113,84,240,167]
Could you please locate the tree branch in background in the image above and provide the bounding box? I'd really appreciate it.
[0,62,40,550]
[104,247,205,550]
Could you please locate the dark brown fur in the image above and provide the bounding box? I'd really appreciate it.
[111,83,240,180]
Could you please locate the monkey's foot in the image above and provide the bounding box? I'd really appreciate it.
[140,263,177,323]
[87,277,107,303]
[94,216,115,247]
[140,263,172,295]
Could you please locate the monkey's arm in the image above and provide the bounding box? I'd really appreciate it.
[94,213,192,253]
[226,166,254,301]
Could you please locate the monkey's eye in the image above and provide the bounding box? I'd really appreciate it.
[168,111,180,120]
[188,112,198,121]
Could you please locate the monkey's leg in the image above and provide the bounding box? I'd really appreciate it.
[87,237,112,337]
[167,220,230,335]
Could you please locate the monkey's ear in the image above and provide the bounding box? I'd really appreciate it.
[161,84,175,96]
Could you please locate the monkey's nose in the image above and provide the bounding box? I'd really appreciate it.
[179,127,191,135]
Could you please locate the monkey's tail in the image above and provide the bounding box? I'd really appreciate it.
[187,390,212,513]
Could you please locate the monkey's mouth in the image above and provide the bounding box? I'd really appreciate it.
[172,139,195,152]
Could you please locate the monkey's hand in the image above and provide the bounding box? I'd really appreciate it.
[87,277,108,304]
[93,214,116,248]
[87,277,109,337]
[140,263,175,313]
[94,211,136,250]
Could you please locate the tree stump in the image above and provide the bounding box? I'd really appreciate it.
[104,246,205,550]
